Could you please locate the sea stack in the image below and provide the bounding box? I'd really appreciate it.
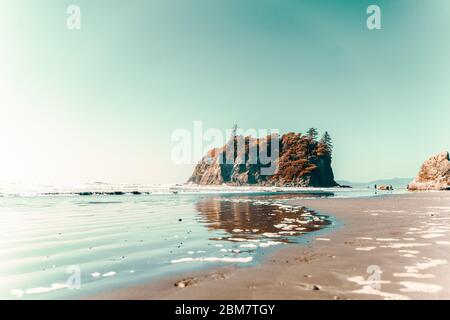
[188,132,338,187]
[408,151,450,191]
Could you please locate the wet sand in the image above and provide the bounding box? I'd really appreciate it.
[93,192,450,300]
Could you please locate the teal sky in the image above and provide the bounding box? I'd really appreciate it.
[1,0,449,184]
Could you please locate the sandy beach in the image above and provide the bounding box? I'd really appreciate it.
[94,191,450,300]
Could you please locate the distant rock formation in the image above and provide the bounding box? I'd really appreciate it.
[188,132,338,187]
[408,151,450,191]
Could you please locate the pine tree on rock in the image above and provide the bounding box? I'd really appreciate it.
[306,128,318,141]
[320,131,333,155]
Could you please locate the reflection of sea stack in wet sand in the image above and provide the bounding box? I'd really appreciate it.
[408,151,450,191]
[188,132,338,187]
[195,195,331,241]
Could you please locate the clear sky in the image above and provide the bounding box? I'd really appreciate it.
[1,0,449,185]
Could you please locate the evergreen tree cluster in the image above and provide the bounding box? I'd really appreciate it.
[306,127,333,155]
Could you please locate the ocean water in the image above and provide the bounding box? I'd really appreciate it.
[0,184,403,300]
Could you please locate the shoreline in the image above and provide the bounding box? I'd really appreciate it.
[91,191,450,300]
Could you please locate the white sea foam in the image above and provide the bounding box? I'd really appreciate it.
[348,276,407,300]
[220,248,241,253]
[262,232,281,238]
[227,237,248,242]
[24,283,69,295]
[347,276,390,286]
[10,289,25,298]
[259,241,283,248]
[355,246,376,251]
[436,241,450,245]
[399,282,442,293]
[240,243,258,248]
[352,286,409,300]
[420,234,445,239]
[380,243,431,249]
[427,206,450,210]
[364,209,392,213]
[405,258,447,273]
[393,273,434,279]
[102,271,116,277]
[171,256,253,264]
[278,231,298,235]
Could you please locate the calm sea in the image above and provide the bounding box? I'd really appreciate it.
[0,184,402,299]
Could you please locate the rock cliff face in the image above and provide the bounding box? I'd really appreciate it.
[188,132,338,187]
[408,151,450,191]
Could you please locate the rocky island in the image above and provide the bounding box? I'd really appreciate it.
[188,129,338,187]
[408,151,450,191]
